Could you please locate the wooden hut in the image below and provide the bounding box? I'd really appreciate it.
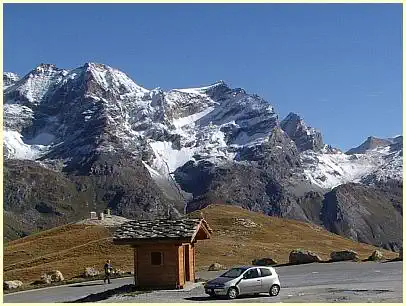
[113,218,212,289]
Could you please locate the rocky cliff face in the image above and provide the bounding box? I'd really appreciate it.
[280,112,324,152]
[3,63,402,249]
[321,182,402,251]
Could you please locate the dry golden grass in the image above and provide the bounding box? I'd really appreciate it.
[4,225,134,283]
[4,204,397,285]
[190,205,397,270]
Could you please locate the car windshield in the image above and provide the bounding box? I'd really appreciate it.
[220,267,248,278]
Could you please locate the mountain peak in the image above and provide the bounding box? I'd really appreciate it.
[4,72,19,79]
[280,112,324,152]
[31,63,62,75]
[83,62,108,70]
[36,63,57,69]
[77,62,149,94]
[3,72,20,89]
[212,80,226,86]
[285,112,301,121]
[4,64,67,104]
[346,136,400,154]
[282,112,308,128]
[171,80,231,97]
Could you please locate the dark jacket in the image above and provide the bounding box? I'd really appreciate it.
[104,263,112,274]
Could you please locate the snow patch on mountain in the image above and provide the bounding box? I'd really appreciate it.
[233,130,269,146]
[3,103,34,127]
[85,63,149,95]
[142,160,163,179]
[150,141,196,174]
[301,143,402,189]
[173,81,226,95]
[4,64,67,105]
[3,72,20,89]
[3,62,402,193]
[360,149,403,184]
[3,130,50,160]
[173,107,215,129]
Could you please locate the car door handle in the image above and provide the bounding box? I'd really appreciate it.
[257,280,261,282]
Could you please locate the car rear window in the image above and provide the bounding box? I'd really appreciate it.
[260,268,272,277]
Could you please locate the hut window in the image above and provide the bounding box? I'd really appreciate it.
[151,252,163,265]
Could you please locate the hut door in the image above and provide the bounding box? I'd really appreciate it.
[183,245,190,282]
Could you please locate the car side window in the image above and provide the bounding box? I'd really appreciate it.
[260,268,272,277]
[244,268,260,279]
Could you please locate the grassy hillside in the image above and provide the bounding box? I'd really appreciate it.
[189,205,397,269]
[4,205,397,285]
[4,224,133,283]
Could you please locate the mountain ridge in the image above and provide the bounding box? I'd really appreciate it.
[3,63,403,251]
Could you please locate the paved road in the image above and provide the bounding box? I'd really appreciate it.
[4,261,402,303]
[3,278,135,303]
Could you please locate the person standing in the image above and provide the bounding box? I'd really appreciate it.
[104,259,112,284]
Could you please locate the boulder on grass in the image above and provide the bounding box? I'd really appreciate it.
[368,250,384,261]
[41,270,64,284]
[330,250,359,262]
[83,267,100,278]
[252,257,277,266]
[40,274,52,284]
[4,280,23,290]
[208,263,226,271]
[289,249,322,264]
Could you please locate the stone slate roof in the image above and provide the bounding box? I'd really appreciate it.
[113,218,208,240]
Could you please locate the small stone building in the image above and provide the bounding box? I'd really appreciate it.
[113,218,212,289]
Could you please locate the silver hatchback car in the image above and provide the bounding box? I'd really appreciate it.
[204,265,281,299]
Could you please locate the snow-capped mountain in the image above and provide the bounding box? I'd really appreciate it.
[4,63,280,175]
[3,72,20,89]
[278,113,402,189]
[3,62,402,190]
[301,139,403,189]
[3,63,403,251]
[346,136,401,154]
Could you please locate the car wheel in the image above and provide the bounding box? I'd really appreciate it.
[227,287,239,299]
[269,284,280,296]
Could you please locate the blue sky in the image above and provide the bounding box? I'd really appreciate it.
[4,4,402,150]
